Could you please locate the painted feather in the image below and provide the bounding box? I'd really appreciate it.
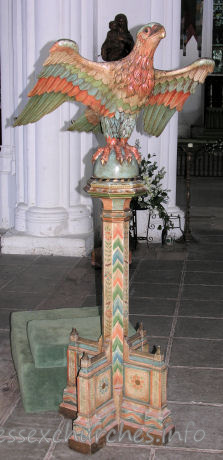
[143,59,215,137]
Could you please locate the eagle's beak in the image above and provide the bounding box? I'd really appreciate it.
[161,29,166,39]
[156,26,166,39]
[150,24,166,40]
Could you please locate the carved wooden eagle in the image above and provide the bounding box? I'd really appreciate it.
[14,22,214,164]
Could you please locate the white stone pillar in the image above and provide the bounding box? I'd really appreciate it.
[1,0,93,256]
[139,0,184,241]
[0,0,16,230]
[157,0,184,240]
[68,0,94,236]
[25,0,68,237]
[179,0,213,137]
[202,0,213,58]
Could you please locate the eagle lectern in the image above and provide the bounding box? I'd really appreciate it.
[13,19,214,454]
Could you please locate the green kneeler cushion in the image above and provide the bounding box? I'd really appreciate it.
[28,316,102,368]
[11,307,136,413]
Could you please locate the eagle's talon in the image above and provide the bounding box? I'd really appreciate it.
[100,152,110,164]
[121,140,141,164]
[115,152,124,163]
[92,138,141,165]
[92,146,110,164]
[92,148,104,163]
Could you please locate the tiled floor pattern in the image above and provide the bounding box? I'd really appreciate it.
[1,193,223,457]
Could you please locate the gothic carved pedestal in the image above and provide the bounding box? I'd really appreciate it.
[59,177,174,454]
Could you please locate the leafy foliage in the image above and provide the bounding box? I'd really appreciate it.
[131,144,173,231]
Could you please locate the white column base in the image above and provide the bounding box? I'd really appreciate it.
[68,205,93,234]
[1,229,94,257]
[15,203,28,232]
[8,203,94,256]
[136,206,185,243]
[26,206,68,237]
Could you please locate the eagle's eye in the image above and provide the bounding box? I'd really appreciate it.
[143,27,151,36]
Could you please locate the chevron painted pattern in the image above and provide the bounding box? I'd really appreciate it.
[103,222,113,338]
[123,220,129,336]
[112,223,124,388]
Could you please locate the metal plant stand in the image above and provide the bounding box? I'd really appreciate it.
[130,209,183,247]
[178,142,198,243]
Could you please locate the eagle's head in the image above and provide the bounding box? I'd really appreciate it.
[136,23,166,56]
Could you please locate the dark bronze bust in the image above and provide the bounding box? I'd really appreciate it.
[101,14,134,61]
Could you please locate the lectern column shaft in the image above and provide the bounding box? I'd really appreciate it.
[101,198,131,394]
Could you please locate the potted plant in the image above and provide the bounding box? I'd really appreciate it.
[131,144,173,245]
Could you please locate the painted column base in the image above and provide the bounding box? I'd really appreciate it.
[121,422,174,446]
[121,400,174,445]
[59,327,174,453]
[68,431,108,455]
[1,229,93,257]
[69,401,118,454]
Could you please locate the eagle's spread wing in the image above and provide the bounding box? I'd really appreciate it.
[143,59,214,137]
[68,108,101,133]
[13,39,128,126]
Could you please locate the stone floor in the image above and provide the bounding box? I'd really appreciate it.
[0,177,223,459]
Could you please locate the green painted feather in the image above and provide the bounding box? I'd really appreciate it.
[68,110,101,134]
